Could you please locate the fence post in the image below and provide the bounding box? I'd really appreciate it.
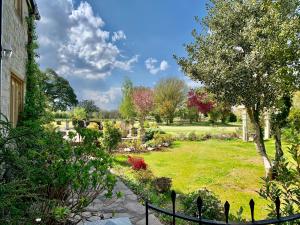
[224,201,230,224]
[249,199,255,223]
[146,200,149,225]
[171,190,176,225]
[197,196,203,225]
[275,197,281,221]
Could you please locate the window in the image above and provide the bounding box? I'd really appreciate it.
[14,0,23,20]
[10,74,24,127]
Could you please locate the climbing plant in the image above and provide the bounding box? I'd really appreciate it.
[20,14,47,125]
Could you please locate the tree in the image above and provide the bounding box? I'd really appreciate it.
[154,78,187,124]
[187,89,214,115]
[271,94,292,163]
[44,69,78,111]
[72,107,87,120]
[132,87,154,140]
[78,100,99,119]
[119,78,136,121]
[176,0,300,176]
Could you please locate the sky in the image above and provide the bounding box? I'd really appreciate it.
[35,0,208,110]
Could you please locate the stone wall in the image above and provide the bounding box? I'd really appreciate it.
[1,0,29,120]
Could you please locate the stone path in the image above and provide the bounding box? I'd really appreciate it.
[80,180,163,225]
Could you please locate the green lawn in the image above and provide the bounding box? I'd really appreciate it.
[115,139,286,220]
[159,122,241,135]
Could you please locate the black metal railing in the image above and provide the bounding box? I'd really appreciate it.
[145,190,300,225]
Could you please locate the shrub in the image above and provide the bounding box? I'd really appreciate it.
[228,112,237,122]
[153,177,172,193]
[128,156,147,170]
[187,131,198,141]
[0,114,116,224]
[144,128,165,142]
[87,122,99,131]
[101,121,122,152]
[180,189,224,220]
[134,169,154,184]
[146,133,173,148]
[260,127,300,219]
[288,108,300,131]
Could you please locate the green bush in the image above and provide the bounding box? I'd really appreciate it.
[0,115,116,224]
[180,189,224,220]
[101,121,122,152]
[228,112,237,122]
[288,108,300,131]
[144,128,165,142]
[152,177,172,193]
[187,131,198,141]
[260,127,300,221]
[87,122,99,131]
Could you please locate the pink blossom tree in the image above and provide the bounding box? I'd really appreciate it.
[132,87,154,140]
[187,89,214,115]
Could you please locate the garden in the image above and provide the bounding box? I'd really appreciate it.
[1,0,300,225]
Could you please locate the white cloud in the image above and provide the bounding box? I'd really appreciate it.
[145,58,169,74]
[36,1,138,80]
[81,87,122,110]
[112,30,127,42]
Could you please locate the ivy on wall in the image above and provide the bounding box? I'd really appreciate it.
[19,14,46,125]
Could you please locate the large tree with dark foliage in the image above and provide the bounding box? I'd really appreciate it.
[176,0,300,176]
[44,69,78,111]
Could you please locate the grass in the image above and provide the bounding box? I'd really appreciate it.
[159,122,241,136]
[114,139,290,220]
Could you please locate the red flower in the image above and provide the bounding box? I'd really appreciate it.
[128,156,147,170]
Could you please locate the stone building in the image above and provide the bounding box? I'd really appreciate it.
[0,0,39,127]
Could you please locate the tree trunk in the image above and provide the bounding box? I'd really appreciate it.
[139,117,145,142]
[274,126,283,161]
[247,108,272,177]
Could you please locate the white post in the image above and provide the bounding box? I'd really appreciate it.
[264,111,270,140]
[242,109,249,142]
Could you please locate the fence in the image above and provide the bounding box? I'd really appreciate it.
[145,190,300,225]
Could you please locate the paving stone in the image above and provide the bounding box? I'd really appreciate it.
[83,179,162,225]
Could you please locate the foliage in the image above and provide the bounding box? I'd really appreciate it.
[119,78,136,120]
[259,127,300,221]
[187,89,214,115]
[101,121,122,152]
[87,122,100,131]
[132,87,154,140]
[128,156,147,170]
[0,114,116,224]
[180,189,224,220]
[72,107,87,120]
[152,177,172,193]
[228,112,237,123]
[53,111,69,119]
[132,87,154,117]
[44,69,78,111]
[20,15,47,124]
[146,133,173,148]
[176,0,300,175]
[154,78,187,124]
[78,100,99,117]
[288,108,300,132]
[144,128,165,142]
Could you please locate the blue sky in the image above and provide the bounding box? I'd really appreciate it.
[36,0,208,110]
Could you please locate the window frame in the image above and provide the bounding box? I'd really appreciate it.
[10,73,24,127]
